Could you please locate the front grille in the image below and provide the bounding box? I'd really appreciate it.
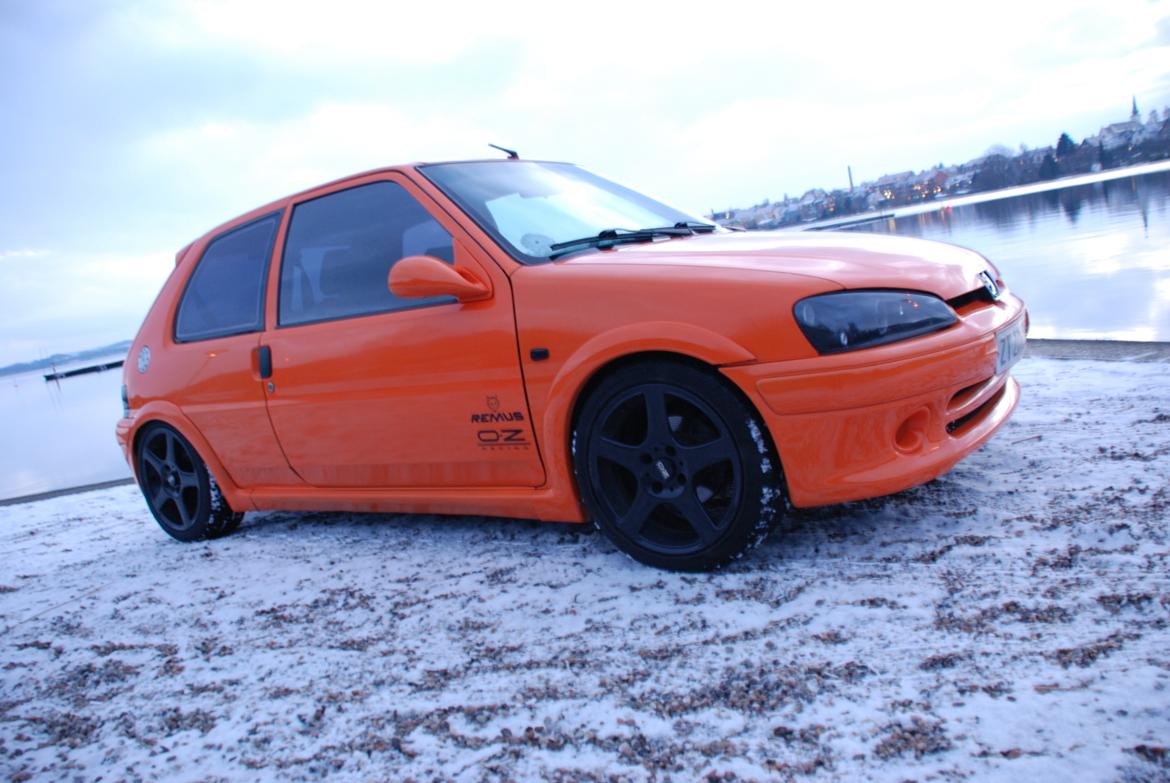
[946,383,1006,435]
[947,377,992,416]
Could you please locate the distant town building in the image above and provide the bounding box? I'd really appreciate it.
[1095,97,1162,150]
[709,97,1170,228]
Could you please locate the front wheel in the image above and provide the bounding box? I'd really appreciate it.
[572,360,785,571]
[135,423,243,542]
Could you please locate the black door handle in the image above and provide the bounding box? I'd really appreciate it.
[257,346,273,379]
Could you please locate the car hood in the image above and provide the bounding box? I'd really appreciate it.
[556,231,995,300]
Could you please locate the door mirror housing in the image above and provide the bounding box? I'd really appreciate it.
[388,255,491,303]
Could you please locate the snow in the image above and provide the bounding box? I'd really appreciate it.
[1,356,1168,782]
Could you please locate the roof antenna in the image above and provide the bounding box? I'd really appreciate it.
[488,143,519,160]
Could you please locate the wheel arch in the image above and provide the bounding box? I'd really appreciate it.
[129,403,252,512]
[537,322,771,515]
[568,351,725,436]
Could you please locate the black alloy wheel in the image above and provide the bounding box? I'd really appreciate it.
[136,423,242,542]
[573,359,785,571]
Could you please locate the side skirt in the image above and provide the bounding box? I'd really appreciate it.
[246,485,586,523]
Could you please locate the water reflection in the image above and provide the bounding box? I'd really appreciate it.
[843,171,1170,340]
[0,360,130,500]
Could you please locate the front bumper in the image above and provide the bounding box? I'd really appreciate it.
[115,417,134,471]
[723,296,1025,507]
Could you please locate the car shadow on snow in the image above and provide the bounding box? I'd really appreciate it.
[224,464,997,575]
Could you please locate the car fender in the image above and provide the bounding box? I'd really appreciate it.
[538,321,757,498]
[125,401,253,512]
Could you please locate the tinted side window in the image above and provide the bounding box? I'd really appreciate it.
[279,181,455,326]
[175,214,279,342]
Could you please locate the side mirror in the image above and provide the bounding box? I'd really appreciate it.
[388,255,491,303]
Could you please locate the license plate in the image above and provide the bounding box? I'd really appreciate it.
[995,317,1026,375]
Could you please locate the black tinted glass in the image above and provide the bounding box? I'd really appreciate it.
[279,181,455,326]
[175,214,278,342]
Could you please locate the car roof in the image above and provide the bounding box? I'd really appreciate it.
[189,158,569,253]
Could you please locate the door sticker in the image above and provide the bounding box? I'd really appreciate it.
[470,395,531,449]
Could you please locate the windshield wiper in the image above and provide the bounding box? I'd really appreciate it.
[547,223,717,260]
[658,221,718,234]
[548,228,669,259]
[625,221,719,237]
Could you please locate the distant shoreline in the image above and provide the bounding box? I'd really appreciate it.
[800,159,1170,231]
[0,341,131,379]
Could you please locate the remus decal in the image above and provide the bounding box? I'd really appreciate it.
[471,395,525,423]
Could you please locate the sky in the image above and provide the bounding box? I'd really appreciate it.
[1,0,1169,366]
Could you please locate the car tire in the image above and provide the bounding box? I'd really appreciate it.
[135,423,244,542]
[572,359,785,571]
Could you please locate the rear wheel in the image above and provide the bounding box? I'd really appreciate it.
[135,423,243,542]
[572,360,784,571]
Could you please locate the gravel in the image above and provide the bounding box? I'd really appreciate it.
[1,356,1168,782]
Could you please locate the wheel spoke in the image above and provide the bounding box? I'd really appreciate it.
[151,484,168,509]
[670,489,721,546]
[161,503,176,528]
[642,387,673,444]
[678,436,734,473]
[175,497,194,529]
[176,468,200,491]
[616,490,660,538]
[594,437,644,474]
[164,433,176,466]
[142,450,164,476]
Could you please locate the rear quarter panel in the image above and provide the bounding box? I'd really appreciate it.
[120,202,302,506]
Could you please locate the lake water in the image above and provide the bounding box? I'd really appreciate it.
[1,359,131,501]
[841,170,1170,342]
[2,169,1168,501]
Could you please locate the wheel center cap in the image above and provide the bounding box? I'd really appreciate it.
[653,458,675,482]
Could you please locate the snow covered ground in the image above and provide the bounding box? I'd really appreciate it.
[1,356,1168,782]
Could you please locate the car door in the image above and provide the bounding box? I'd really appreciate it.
[259,173,545,488]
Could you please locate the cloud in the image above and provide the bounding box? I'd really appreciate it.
[2,0,1169,362]
[0,250,172,364]
[0,250,51,261]
[137,103,496,220]
[131,0,525,66]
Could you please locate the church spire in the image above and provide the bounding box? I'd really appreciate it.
[1132,95,1139,119]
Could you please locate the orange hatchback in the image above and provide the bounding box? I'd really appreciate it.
[117,159,1026,570]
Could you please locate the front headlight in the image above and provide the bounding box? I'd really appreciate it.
[794,290,957,354]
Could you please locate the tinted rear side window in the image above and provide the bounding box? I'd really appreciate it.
[175,214,279,342]
[279,181,455,327]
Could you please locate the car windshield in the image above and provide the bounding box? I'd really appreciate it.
[419,161,709,264]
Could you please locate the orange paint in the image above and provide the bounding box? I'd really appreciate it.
[117,161,1027,529]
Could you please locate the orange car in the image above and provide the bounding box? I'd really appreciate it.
[116,158,1026,570]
